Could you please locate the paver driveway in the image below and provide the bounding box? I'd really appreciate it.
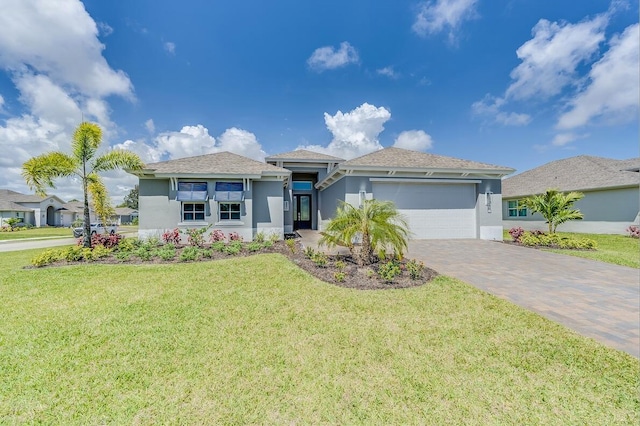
[407,239,640,358]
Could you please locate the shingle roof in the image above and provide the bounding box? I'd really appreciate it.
[0,189,45,203]
[0,199,33,212]
[114,207,137,215]
[59,201,84,213]
[502,155,640,198]
[266,149,345,162]
[341,147,514,171]
[143,151,290,176]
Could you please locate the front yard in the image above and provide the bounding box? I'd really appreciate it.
[1,249,638,424]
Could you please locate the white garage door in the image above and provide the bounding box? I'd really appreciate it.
[372,182,477,239]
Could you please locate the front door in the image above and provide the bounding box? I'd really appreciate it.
[293,195,312,230]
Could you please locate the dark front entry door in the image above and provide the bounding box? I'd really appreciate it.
[293,195,312,230]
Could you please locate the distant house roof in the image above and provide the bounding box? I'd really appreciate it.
[0,189,64,211]
[58,201,84,213]
[134,151,291,178]
[265,149,345,162]
[503,155,640,198]
[341,147,514,171]
[114,207,137,216]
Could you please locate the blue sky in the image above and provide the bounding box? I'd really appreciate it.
[0,0,637,202]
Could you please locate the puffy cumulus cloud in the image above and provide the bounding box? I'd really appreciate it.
[412,0,478,42]
[557,23,639,130]
[0,0,133,98]
[393,130,433,151]
[115,125,267,165]
[298,103,391,159]
[505,15,608,101]
[307,42,359,72]
[216,127,266,161]
[0,0,135,199]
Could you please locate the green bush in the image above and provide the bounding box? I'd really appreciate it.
[115,251,132,262]
[378,260,401,282]
[211,241,226,252]
[116,237,139,253]
[334,260,346,271]
[199,248,213,259]
[406,259,424,280]
[303,246,316,259]
[254,231,266,243]
[179,246,200,262]
[31,249,64,267]
[223,241,243,256]
[64,246,85,262]
[89,245,112,260]
[156,246,176,260]
[135,246,154,261]
[247,242,263,252]
[311,252,328,267]
[285,238,296,254]
[261,240,274,249]
[334,271,346,282]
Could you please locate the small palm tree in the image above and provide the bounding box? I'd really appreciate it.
[319,199,410,265]
[520,189,584,234]
[22,122,144,247]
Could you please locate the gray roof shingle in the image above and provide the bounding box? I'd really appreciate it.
[143,151,290,176]
[341,147,514,171]
[502,155,640,198]
[0,189,45,203]
[266,149,345,162]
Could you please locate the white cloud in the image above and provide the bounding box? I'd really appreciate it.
[0,0,133,99]
[556,23,639,130]
[164,41,176,55]
[471,95,531,126]
[550,132,588,147]
[377,66,399,79]
[116,125,267,164]
[412,0,478,42]
[145,119,155,133]
[307,42,359,72]
[393,130,433,151]
[298,103,391,159]
[97,22,113,37]
[505,15,608,101]
[0,94,4,110]
[0,0,135,200]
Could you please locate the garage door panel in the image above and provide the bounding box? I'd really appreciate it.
[373,182,476,239]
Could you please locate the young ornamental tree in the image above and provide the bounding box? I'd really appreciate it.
[319,199,410,265]
[520,189,584,234]
[22,122,144,247]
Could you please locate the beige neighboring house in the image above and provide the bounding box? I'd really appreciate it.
[112,207,138,225]
[502,155,640,234]
[58,201,96,227]
[0,189,66,227]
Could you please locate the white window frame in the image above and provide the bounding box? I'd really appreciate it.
[182,202,206,222]
[218,202,241,221]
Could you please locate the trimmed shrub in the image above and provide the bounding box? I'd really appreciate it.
[254,231,266,243]
[406,259,424,280]
[91,233,123,249]
[210,229,225,243]
[508,227,525,242]
[183,227,208,247]
[31,249,64,267]
[211,241,226,252]
[378,259,401,282]
[627,225,640,238]
[311,252,328,268]
[64,246,85,262]
[228,232,242,242]
[116,237,139,253]
[179,246,200,261]
[156,246,176,260]
[89,245,112,260]
[247,242,263,252]
[223,241,243,255]
[334,271,346,282]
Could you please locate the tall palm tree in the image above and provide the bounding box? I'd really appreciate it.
[319,199,410,265]
[520,189,584,234]
[22,122,144,247]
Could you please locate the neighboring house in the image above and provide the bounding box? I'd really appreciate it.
[0,189,66,227]
[502,155,640,234]
[112,207,138,225]
[58,201,93,227]
[130,147,514,241]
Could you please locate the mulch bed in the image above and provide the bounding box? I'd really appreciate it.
[30,239,438,290]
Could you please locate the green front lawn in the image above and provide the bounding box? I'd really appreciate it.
[1,250,638,424]
[504,230,639,268]
[0,227,73,241]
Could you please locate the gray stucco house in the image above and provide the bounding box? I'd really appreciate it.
[131,147,514,241]
[0,189,66,227]
[502,155,640,234]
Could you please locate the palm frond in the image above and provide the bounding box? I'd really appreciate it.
[93,150,145,173]
[21,152,77,196]
[72,122,102,164]
[87,174,115,224]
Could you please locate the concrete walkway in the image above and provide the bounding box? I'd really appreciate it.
[297,231,639,358]
[407,239,639,358]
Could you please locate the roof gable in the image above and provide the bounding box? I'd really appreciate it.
[502,155,640,197]
[140,151,290,176]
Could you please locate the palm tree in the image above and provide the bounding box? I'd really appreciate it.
[22,122,144,247]
[319,199,410,265]
[520,189,584,234]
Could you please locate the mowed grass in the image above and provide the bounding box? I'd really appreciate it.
[503,230,639,268]
[546,232,640,268]
[1,250,638,424]
[0,227,73,241]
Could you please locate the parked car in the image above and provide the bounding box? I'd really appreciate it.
[72,223,118,238]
